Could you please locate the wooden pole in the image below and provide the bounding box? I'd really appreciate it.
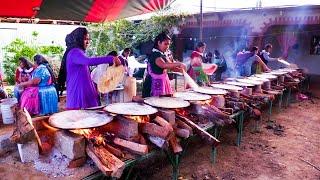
[199,0,203,41]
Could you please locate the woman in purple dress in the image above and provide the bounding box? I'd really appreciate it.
[60,27,121,109]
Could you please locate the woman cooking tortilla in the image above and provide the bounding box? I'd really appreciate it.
[59,27,121,109]
[142,32,186,97]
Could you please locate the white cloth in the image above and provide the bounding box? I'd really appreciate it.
[127,56,147,77]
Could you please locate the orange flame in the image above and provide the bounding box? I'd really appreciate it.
[71,128,93,138]
[41,121,59,132]
[175,108,189,117]
[123,115,150,123]
[70,128,107,146]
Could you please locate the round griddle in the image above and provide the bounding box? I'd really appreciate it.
[226,81,255,87]
[193,87,228,95]
[278,68,297,73]
[104,102,158,116]
[269,71,288,75]
[144,97,190,109]
[49,110,113,129]
[247,76,270,82]
[173,91,211,101]
[254,74,277,80]
[210,83,243,91]
[236,78,263,85]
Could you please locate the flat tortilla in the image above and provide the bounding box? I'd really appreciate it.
[236,78,263,85]
[104,102,158,116]
[144,97,190,109]
[247,76,270,82]
[193,86,228,95]
[173,91,211,101]
[210,83,243,91]
[278,59,291,66]
[49,110,113,129]
[98,65,125,93]
[278,68,297,73]
[269,71,288,75]
[226,81,255,87]
[254,74,277,80]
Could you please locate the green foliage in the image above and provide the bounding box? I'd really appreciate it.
[2,36,64,85]
[39,46,64,58]
[134,14,187,44]
[87,14,188,56]
[87,19,136,56]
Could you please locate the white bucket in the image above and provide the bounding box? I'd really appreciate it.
[1,98,18,124]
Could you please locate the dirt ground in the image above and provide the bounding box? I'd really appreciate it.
[144,86,320,180]
[0,85,319,180]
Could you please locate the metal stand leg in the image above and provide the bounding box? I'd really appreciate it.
[165,151,180,180]
[268,100,273,122]
[105,93,109,105]
[236,112,244,146]
[125,165,136,180]
[174,74,178,91]
[286,88,291,108]
[278,92,283,111]
[211,127,218,164]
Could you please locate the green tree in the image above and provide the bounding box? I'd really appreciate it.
[2,38,64,85]
[88,19,136,56]
[87,14,188,56]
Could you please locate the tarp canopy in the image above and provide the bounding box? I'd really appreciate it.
[0,0,173,22]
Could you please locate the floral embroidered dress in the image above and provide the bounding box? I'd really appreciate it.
[187,51,208,86]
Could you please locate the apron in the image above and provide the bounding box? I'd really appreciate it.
[148,63,173,97]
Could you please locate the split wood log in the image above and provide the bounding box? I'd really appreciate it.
[138,134,147,145]
[176,119,193,135]
[101,115,139,139]
[113,137,148,155]
[176,115,220,147]
[148,136,167,149]
[141,122,170,139]
[105,144,125,158]
[153,116,173,132]
[174,128,190,138]
[168,135,183,154]
[10,108,43,151]
[86,144,125,178]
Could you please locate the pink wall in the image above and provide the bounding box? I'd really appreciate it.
[177,6,320,75]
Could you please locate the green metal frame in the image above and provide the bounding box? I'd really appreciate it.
[210,111,244,164]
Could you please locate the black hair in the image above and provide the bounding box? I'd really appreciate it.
[18,57,33,70]
[153,32,171,49]
[196,42,206,49]
[34,54,46,65]
[214,50,220,56]
[34,54,56,84]
[265,43,272,49]
[107,51,118,57]
[250,46,259,52]
[123,48,131,53]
